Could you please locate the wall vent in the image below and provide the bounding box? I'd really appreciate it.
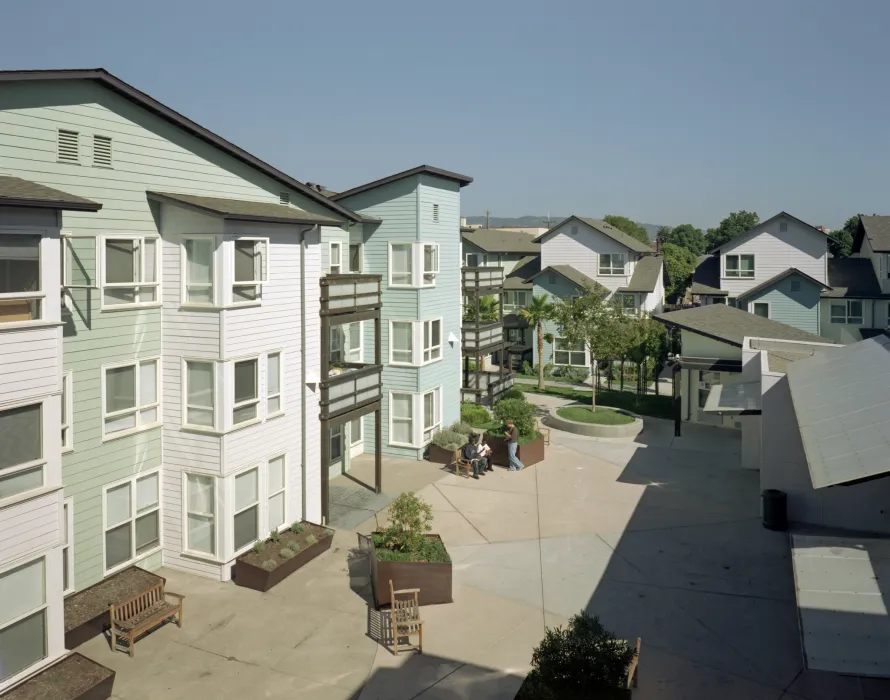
[433,203,439,222]
[58,129,79,163]
[779,221,788,232]
[790,280,801,292]
[93,135,112,167]
[279,192,290,205]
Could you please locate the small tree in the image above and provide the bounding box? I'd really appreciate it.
[520,294,555,391]
[377,492,433,555]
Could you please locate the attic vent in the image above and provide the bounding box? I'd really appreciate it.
[571,225,578,236]
[790,280,801,292]
[779,222,788,232]
[433,203,439,222]
[93,135,112,168]
[58,129,79,163]
[279,192,290,205]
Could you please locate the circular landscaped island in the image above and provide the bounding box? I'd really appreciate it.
[545,404,643,438]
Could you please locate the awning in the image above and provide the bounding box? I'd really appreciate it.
[702,382,761,415]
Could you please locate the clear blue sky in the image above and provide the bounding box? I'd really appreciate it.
[1,0,887,229]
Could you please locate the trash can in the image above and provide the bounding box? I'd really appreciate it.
[762,489,787,531]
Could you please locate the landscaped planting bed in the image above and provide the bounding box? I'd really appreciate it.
[3,653,115,700]
[556,406,634,425]
[234,521,333,592]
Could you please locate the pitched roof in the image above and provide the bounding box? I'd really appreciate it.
[461,228,540,254]
[618,255,663,293]
[0,68,364,224]
[708,211,831,254]
[689,255,727,296]
[525,265,609,296]
[533,216,653,254]
[330,165,473,201]
[736,267,829,302]
[787,332,890,488]
[823,257,885,298]
[147,192,344,226]
[653,304,832,348]
[856,215,890,253]
[504,255,540,290]
[0,175,101,211]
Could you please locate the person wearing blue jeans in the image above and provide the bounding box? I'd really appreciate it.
[505,419,524,471]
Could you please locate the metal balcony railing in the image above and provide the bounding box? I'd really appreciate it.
[462,266,504,294]
[461,320,504,354]
[319,362,383,421]
[320,274,382,318]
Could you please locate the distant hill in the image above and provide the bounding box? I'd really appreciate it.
[464,216,663,242]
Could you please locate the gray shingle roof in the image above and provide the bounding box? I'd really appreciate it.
[619,255,663,293]
[0,175,101,211]
[504,255,540,290]
[823,257,885,298]
[331,165,473,201]
[787,333,890,488]
[858,215,890,253]
[533,216,653,254]
[689,255,727,296]
[654,304,832,348]
[736,267,829,302]
[147,191,345,225]
[526,265,610,296]
[461,229,540,254]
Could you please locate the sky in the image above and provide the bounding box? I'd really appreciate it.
[1,0,888,230]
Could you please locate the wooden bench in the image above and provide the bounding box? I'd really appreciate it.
[452,449,474,478]
[109,581,184,657]
[389,580,423,656]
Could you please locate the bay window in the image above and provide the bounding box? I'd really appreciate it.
[724,254,755,278]
[184,238,214,304]
[389,388,443,447]
[599,253,625,276]
[830,300,863,325]
[102,236,159,307]
[267,455,286,532]
[554,339,586,366]
[102,358,159,436]
[267,352,282,415]
[390,393,413,446]
[391,321,413,364]
[186,473,215,555]
[185,361,215,428]
[233,358,259,425]
[389,242,440,288]
[0,234,41,323]
[234,467,259,551]
[503,291,529,311]
[390,243,412,286]
[422,388,441,443]
[423,319,441,363]
[391,319,442,366]
[232,238,267,302]
[0,403,43,500]
[422,244,439,285]
[104,471,161,572]
[0,558,47,683]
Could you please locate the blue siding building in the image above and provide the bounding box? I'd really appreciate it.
[736,268,826,336]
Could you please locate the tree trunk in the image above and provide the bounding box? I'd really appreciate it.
[536,321,545,391]
[590,361,597,409]
[620,360,625,392]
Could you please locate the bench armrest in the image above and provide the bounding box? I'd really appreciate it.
[165,591,185,601]
[392,587,420,594]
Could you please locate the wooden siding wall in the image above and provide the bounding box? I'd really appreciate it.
[531,276,584,368]
[742,275,821,336]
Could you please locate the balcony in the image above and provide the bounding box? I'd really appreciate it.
[319,362,383,422]
[462,266,504,294]
[461,320,504,355]
[461,370,515,406]
[320,274,381,320]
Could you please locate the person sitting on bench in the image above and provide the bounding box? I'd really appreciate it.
[461,435,483,479]
[477,436,492,472]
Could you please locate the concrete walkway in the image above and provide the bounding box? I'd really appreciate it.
[76,403,889,700]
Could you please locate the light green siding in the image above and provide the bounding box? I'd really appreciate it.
[741,274,821,335]
[531,276,583,367]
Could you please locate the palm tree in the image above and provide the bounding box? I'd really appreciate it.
[520,294,554,391]
[656,225,672,246]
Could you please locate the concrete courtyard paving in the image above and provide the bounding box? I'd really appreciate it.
[76,396,890,699]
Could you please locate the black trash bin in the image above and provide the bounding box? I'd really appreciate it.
[762,489,787,531]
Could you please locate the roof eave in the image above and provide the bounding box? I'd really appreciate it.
[146,192,342,227]
[0,196,102,212]
[652,316,742,348]
[331,165,473,201]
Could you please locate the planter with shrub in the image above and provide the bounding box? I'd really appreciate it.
[427,422,471,464]
[516,612,640,699]
[234,521,334,592]
[3,653,116,700]
[460,402,491,428]
[485,395,547,468]
[369,492,452,607]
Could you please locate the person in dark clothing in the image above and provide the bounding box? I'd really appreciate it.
[505,419,524,471]
[461,434,483,479]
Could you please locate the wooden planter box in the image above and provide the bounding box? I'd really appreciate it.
[234,526,334,592]
[426,443,455,465]
[485,434,546,468]
[64,567,164,649]
[2,653,115,700]
[370,534,452,608]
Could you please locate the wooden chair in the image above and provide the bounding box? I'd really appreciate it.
[109,582,184,658]
[536,418,551,446]
[453,449,473,478]
[625,637,641,689]
[389,580,423,656]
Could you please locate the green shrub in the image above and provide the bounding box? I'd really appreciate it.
[280,548,296,560]
[492,397,537,439]
[290,522,304,534]
[374,534,450,563]
[286,540,302,552]
[500,387,525,402]
[430,427,468,451]
[460,403,491,427]
[451,421,475,436]
[519,612,637,699]
[305,534,318,546]
[377,492,433,557]
[520,361,534,376]
[261,560,277,571]
[251,540,266,554]
[560,366,590,384]
[269,530,281,543]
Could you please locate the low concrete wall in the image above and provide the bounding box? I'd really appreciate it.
[544,406,643,438]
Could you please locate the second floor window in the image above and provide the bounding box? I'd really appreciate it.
[725,254,755,278]
[0,403,43,500]
[233,358,259,424]
[103,359,159,436]
[422,244,439,285]
[389,243,440,287]
[267,352,281,415]
[103,237,159,307]
[503,291,529,311]
[329,242,342,275]
[349,244,362,272]
[233,239,267,302]
[185,361,215,428]
[423,319,441,363]
[391,321,413,364]
[599,253,625,276]
[0,234,41,324]
[391,244,412,286]
[184,238,214,304]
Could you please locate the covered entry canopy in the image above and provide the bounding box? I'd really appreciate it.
[701,381,761,415]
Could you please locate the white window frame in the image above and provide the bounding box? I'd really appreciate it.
[99,234,161,310]
[328,241,342,275]
[182,472,217,558]
[616,293,637,316]
[390,319,442,366]
[503,290,529,312]
[422,243,439,286]
[232,465,260,555]
[266,351,283,417]
[350,417,364,447]
[751,301,770,318]
[267,454,287,533]
[61,371,74,453]
[0,400,45,503]
[554,338,587,367]
[598,253,626,276]
[389,242,440,288]
[101,357,161,441]
[62,497,74,595]
[0,231,45,326]
[830,300,863,325]
[181,236,216,307]
[231,237,269,305]
[724,254,755,279]
[348,242,363,273]
[389,320,415,366]
[232,356,260,427]
[389,388,444,447]
[465,252,481,267]
[422,318,442,364]
[183,359,217,431]
[102,468,162,575]
[422,387,442,444]
[389,392,415,447]
[346,322,363,363]
[0,555,48,686]
[61,232,99,290]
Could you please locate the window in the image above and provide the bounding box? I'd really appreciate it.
[347,323,362,363]
[503,291,529,311]
[267,455,286,532]
[389,243,439,287]
[422,244,439,285]
[58,129,79,163]
[61,372,73,451]
[727,297,738,308]
[0,234,42,323]
[93,135,112,167]
[234,467,259,551]
[422,388,441,443]
[0,403,43,500]
[279,192,289,205]
[62,499,74,595]
[830,300,863,325]
[554,339,586,366]
[186,474,215,555]
[349,244,362,273]
[391,321,413,364]
[725,254,755,278]
[184,238,214,304]
[185,361,215,428]
[423,319,441,363]
[617,293,636,315]
[465,252,481,267]
[752,302,769,318]
[432,203,440,223]
[390,243,413,286]
[331,425,343,463]
[350,418,363,447]
[102,237,159,307]
[0,558,47,683]
[233,239,267,302]
[104,471,160,572]
[267,353,282,415]
[103,359,159,436]
[507,328,524,343]
[599,253,626,275]
[329,242,342,275]
[390,393,413,446]
[233,359,259,425]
